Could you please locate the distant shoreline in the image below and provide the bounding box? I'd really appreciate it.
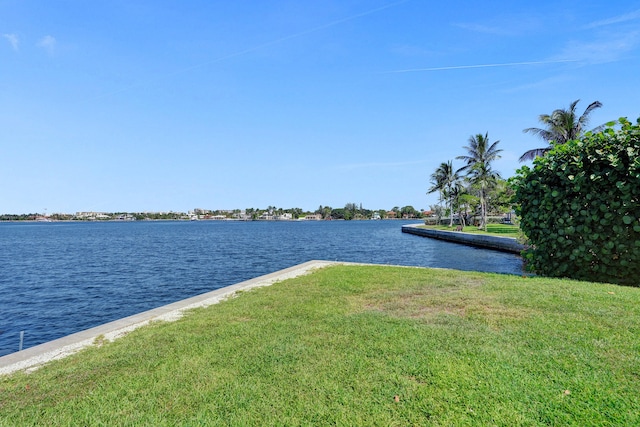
[0,218,413,223]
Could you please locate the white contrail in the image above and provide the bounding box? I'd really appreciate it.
[385,59,579,73]
[161,0,410,74]
[233,0,411,55]
[93,0,411,100]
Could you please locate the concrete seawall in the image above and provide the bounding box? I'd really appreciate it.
[0,260,336,376]
[402,224,525,254]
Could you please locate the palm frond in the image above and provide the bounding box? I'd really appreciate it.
[523,127,554,142]
[520,99,603,161]
[518,147,550,162]
[580,100,602,119]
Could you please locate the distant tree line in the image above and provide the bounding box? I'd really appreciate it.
[1,204,426,221]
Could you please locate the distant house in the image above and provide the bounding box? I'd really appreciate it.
[302,214,322,221]
[233,212,252,221]
[387,211,397,219]
[76,211,110,220]
[258,212,275,221]
[276,213,293,221]
[116,214,136,221]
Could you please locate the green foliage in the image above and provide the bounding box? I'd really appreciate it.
[428,204,444,224]
[426,223,520,237]
[456,133,503,231]
[488,178,515,214]
[512,117,640,286]
[400,205,420,218]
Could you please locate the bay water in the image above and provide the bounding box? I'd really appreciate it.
[0,220,523,356]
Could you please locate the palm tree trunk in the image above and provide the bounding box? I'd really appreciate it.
[449,199,454,227]
[459,201,466,228]
[481,186,487,231]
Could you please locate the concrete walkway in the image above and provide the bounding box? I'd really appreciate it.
[402,224,525,254]
[0,260,336,376]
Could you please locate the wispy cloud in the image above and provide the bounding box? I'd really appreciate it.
[552,31,640,64]
[93,0,410,100]
[37,35,57,55]
[3,33,19,51]
[583,9,640,29]
[562,8,640,65]
[384,59,578,73]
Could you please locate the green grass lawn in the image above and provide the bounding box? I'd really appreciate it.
[1,265,639,426]
[425,223,521,238]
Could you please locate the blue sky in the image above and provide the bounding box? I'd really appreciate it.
[2,0,639,214]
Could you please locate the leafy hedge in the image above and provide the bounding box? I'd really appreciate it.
[512,118,640,286]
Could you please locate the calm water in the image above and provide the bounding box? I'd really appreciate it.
[0,220,522,356]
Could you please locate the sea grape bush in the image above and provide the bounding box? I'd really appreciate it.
[512,117,640,286]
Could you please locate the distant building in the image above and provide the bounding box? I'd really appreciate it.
[302,214,322,221]
[115,214,136,221]
[233,212,252,221]
[276,213,293,221]
[258,212,275,220]
[75,212,111,220]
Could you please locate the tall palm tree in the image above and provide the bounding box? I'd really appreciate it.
[457,133,502,231]
[519,99,603,162]
[428,161,457,226]
[428,162,447,223]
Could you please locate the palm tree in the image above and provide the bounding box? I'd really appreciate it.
[519,99,603,162]
[427,163,446,224]
[450,179,469,228]
[457,133,502,231]
[428,161,457,226]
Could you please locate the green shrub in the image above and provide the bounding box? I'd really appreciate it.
[512,117,640,286]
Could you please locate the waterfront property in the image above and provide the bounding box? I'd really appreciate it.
[0,220,523,357]
[0,261,333,375]
[0,264,637,425]
[302,213,322,220]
